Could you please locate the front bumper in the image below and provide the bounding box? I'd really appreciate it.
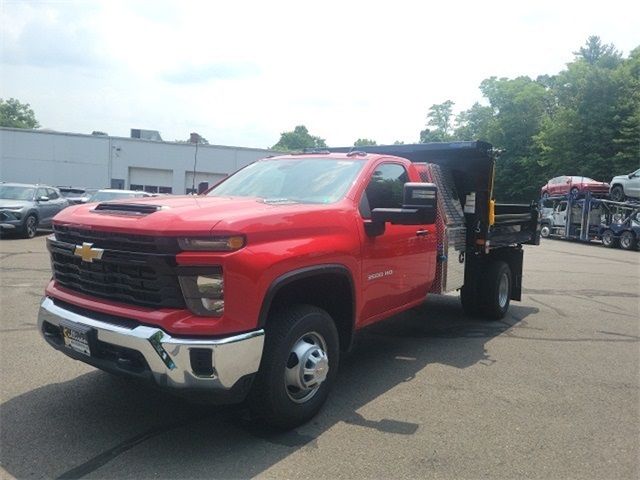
[38,297,265,393]
[0,216,22,230]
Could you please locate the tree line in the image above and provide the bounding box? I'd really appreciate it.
[273,37,638,202]
[4,37,637,203]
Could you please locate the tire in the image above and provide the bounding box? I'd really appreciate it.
[601,229,617,248]
[478,261,512,320]
[540,223,551,238]
[21,214,38,239]
[610,185,624,202]
[570,187,580,196]
[460,284,481,317]
[541,191,549,200]
[249,304,339,429]
[619,231,636,251]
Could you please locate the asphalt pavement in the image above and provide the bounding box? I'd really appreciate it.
[1,233,638,479]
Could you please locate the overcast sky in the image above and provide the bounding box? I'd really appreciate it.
[1,0,638,148]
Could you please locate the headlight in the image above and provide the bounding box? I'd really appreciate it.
[178,272,224,316]
[178,236,245,251]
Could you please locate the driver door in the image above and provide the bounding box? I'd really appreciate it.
[358,162,436,325]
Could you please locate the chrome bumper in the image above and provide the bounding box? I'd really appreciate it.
[37,297,265,390]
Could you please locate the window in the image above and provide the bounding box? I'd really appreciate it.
[158,186,172,194]
[359,163,408,218]
[111,179,125,189]
[130,184,143,191]
[144,185,158,193]
[36,188,48,199]
[558,202,567,212]
[47,188,59,199]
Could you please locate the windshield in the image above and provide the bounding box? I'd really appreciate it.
[208,158,365,204]
[0,186,35,200]
[90,191,137,202]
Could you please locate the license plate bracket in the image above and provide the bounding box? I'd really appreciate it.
[60,320,95,357]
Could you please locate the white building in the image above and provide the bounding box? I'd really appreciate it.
[0,127,280,194]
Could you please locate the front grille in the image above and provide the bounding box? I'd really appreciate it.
[49,239,185,309]
[53,225,178,253]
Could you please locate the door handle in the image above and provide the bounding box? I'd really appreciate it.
[416,229,429,237]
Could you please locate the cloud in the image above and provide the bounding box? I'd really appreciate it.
[162,62,261,84]
[0,2,104,69]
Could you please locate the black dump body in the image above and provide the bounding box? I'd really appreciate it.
[330,141,540,251]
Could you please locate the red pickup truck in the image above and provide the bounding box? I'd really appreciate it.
[38,141,539,428]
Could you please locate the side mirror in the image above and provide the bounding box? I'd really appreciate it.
[366,183,437,236]
[38,196,49,202]
[628,173,634,179]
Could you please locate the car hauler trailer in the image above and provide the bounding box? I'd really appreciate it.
[540,192,640,250]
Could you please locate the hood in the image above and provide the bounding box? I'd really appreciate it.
[611,174,628,182]
[52,195,344,237]
[0,199,32,209]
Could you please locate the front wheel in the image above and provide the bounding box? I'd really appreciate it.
[540,223,551,238]
[21,214,38,239]
[619,231,637,250]
[601,229,617,248]
[249,305,339,429]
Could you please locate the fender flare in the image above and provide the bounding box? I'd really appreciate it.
[258,264,355,329]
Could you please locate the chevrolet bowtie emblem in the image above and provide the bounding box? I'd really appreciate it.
[74,242,104,263]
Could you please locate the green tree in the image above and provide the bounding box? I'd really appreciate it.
[535,38,637,182]
[272,125,327,151]
[354,138,377,146]
[0,98,40,128]
[454,103,494,141]
[418,37,638,202]
[574,35,622,67]
[420,100,455,142]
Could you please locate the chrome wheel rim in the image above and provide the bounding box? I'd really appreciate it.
[285,331,329,404]
[603,233,613,246]
[498,273,509,308]
[26,217,36,237]
[540,225,550,238]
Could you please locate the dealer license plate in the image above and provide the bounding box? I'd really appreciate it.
[61,321,92,357]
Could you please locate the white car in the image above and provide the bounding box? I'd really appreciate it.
[88,189,154,203]
[609,169,640,201]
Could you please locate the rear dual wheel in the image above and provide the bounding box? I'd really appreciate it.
[460,260,512,320]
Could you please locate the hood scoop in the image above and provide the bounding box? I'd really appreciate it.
[92,203,166,216]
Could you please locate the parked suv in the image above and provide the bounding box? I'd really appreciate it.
[0,183,69,238]
[540,176,609,198]
[609,169,640,202]
[58,187,97,205]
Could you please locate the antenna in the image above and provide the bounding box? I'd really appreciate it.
[191,138,199,194]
